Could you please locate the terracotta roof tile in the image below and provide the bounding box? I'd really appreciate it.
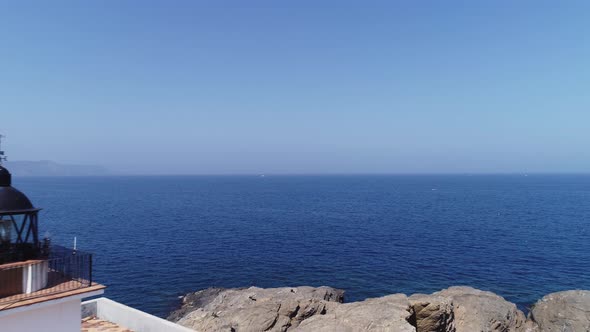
[81,317,134,332]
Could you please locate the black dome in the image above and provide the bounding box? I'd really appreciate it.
[0,186,35,214]
[0,166,38,214]
[0,166,10,186]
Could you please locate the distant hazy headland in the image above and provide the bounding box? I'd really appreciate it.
[5,160,111,176]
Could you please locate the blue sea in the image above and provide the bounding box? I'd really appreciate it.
[14,175,590,317]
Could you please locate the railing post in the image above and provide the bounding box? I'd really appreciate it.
[89,254,93,286]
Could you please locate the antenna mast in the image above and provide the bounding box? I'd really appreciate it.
[0,134,6,165]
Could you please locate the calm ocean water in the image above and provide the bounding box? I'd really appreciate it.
[14,175,590,317]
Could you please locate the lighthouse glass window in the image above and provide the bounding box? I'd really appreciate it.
[0,214,33,246]
[0,218,10,245]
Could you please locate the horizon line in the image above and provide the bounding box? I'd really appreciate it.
[11,171,590,177]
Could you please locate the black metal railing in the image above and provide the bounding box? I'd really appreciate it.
[0,245,93,306]
[0,241,49,265]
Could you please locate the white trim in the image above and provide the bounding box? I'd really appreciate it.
[0,289,104,318]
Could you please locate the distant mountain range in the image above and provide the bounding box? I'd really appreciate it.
[4,160,111,176]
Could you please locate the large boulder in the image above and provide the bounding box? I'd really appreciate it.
[528,290,590,332]
[293,294,415,332]
[169,286,344,332]
[169,285,536,332]
[408,286,526,332]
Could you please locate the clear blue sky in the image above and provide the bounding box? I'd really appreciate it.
[1,1,589,174]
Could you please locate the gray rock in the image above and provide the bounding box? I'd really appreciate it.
[173,286,590,332]
[168,288,229,322]
[408,286,526,332]
[441,286,527,332]
[528,290,590,332]
[171,286,344,332]
[293,294,415,332]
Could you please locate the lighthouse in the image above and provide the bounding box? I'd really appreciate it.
[0,136,105,332]
[0,136,192,332]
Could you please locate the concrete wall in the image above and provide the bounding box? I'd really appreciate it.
[0,298,81,332]
[82,297,194,332]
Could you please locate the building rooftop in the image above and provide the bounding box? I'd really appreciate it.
[0,281,105,311]
[82,297,194,332]
[82,317,134,332]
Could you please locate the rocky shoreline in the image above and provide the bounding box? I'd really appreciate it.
[168,286,590,332]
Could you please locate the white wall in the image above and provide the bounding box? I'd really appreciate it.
[24,260,48,294]
[84,298,194,332]
[0,298,81,332]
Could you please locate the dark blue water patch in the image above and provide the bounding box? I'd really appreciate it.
[12,175,590,317]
